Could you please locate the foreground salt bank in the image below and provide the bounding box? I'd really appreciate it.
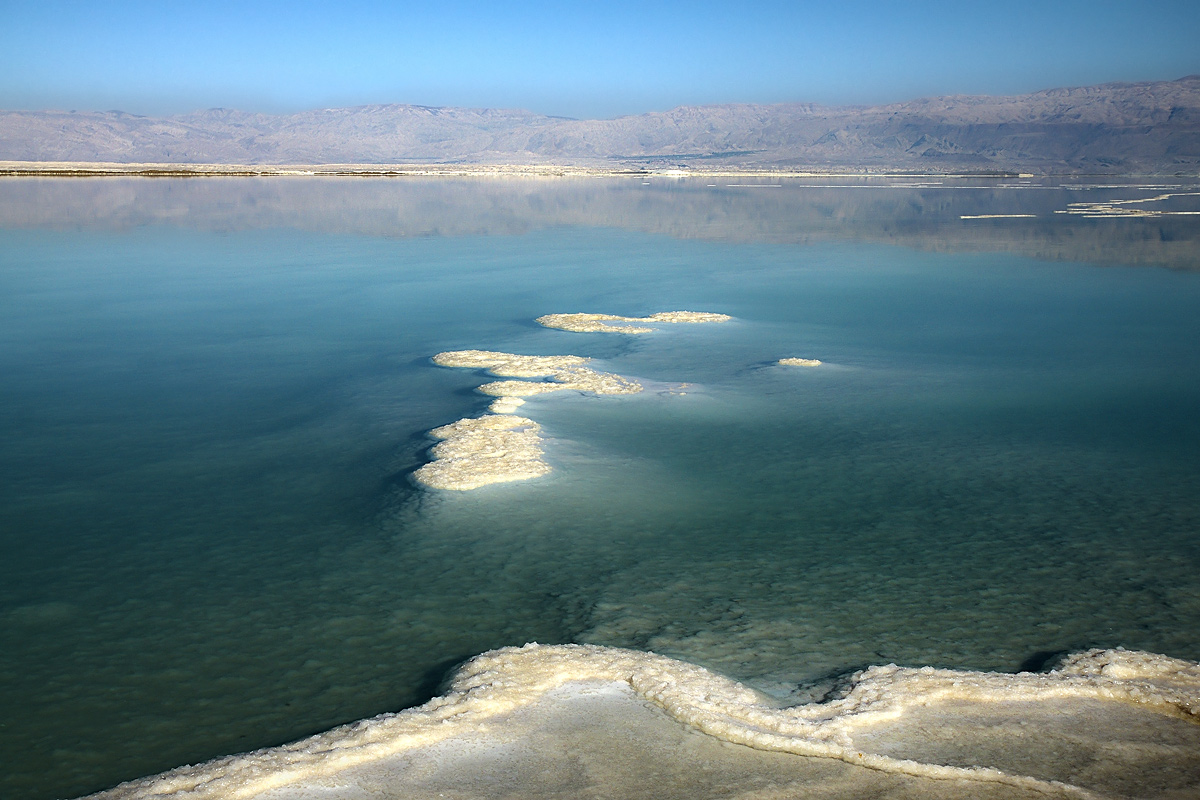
[85,643,1200,799]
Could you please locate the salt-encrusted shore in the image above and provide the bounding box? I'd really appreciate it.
[83,644,1200,800]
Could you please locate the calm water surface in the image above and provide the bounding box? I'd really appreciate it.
[1,177,1199,799]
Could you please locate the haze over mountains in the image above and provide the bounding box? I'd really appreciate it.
[3,77,1199,173]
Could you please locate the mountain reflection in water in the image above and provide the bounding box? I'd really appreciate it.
[2,175,1198,269]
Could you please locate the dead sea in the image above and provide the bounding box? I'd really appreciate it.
[0,176,1198,799]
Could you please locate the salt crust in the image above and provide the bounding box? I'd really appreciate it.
[536,311,732,334]
[410,415,549,491]
[85,644,1200,800]
[413,350,642,490]
[431,350,642,397]
[959,214,1038,219]
[414,311,728,490]
[487,396,525,414]
[778,357,822,367]
[1059,191,1200,218]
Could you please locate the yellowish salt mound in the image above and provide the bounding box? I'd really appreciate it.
[778,357,822,367]
[431,350,590,376]
[475,380,580,397]
[477,369,641,397]
[87,644,1200,800]
[433,350,642,397]
[436,352,643,398]
[536,311,732,334]
[411,415,548,491]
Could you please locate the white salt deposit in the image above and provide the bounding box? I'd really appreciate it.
[1062,190,1200,218]
[414,312,731,490]
[487,396,525,414]
[778,357,822,367]
[84,644,1200,800]
[432,350,642,396]
[959,214,1037,219]
[410,415,548,491]
[414,315,731,490]
[535,311,731,334]
[414,350,643,490]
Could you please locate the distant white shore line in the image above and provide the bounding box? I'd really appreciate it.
[0,161,1077,179]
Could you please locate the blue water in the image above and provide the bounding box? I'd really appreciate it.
[1,178,1199,799]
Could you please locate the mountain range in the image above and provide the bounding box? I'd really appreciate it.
[2,76,1199,173]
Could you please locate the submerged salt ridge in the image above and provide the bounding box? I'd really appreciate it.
[413,312,730,491]
[85,643,1200,800]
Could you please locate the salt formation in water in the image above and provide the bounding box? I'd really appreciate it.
[536,311,731,334]
[410,415,549,491]
[487,396,525,414]
[1060,190,1200,218]
[85,644,1200,800]
[431,350,642,398]
[412,350,642,490]
[959,214,1038,219]
[778,357,822,367]
[415,312,730,490]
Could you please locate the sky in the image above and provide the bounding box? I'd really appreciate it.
[2,0,1199,119]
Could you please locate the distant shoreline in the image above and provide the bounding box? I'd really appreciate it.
[0,161,1043,179]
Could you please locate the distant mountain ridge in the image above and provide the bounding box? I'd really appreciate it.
[3,77,1199,172]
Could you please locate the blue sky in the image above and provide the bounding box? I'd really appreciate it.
[2,0,1198,118]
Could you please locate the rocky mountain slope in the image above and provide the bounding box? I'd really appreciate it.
[2,77,1198,172]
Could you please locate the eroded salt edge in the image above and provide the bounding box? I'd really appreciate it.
[83,643,1200,800]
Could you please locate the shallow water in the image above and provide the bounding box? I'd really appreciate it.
[1,177,1198,799]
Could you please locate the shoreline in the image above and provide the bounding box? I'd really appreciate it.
[1,160,1054,179]
[82,643,1200,800]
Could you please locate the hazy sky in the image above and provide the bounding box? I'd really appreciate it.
[3,0,1198,118]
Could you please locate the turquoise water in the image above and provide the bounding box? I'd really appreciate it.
[1,178,1199,799]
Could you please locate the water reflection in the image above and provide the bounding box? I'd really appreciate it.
[2,175,1198,269]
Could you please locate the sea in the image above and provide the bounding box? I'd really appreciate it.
[1,175,1198,799]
